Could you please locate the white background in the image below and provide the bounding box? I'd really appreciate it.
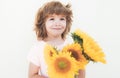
[0,0,120,78]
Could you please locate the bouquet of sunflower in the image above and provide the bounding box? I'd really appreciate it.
[71,29,106,63]
[44,29,106,78]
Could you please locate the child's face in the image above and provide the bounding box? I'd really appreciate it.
[45,14,66,37]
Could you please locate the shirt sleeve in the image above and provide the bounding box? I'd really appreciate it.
[27,44,40,66]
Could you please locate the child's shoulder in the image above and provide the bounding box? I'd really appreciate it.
[31,40,46,49]
[65,34,74,43]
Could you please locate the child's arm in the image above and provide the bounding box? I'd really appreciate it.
[78,70,85,78]
[28,62,47,78]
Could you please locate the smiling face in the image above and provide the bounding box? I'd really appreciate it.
[45,14,66,38]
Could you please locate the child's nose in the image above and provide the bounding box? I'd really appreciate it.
[55,20,60,26]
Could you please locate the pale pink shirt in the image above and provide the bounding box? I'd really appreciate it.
[27,36,73,77]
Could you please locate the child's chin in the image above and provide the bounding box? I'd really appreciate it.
[52,33,62,37]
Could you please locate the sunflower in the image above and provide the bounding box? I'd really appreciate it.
[47,52,79,78]
[44,44,57,64]
[83,38,106,63]
[72,29,106,63]
[62,43,88,69]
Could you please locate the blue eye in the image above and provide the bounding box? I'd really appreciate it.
[50,18,54,20]
[60,18,65,20]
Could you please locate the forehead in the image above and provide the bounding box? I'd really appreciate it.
[47,14,66,18]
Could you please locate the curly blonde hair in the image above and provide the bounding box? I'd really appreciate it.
[34,1,73,40]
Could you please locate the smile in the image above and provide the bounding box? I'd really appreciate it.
[52,28,62,30]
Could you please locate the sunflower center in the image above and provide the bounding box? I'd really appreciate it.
[58,61,67,69]
[55,57,71,73]
[68,49,79,61]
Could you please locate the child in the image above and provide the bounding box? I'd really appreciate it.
[27,1,85,78]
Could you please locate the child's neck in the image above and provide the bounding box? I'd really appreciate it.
[44,36,65,46]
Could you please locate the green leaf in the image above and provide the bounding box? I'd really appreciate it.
[71,33,83,46]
